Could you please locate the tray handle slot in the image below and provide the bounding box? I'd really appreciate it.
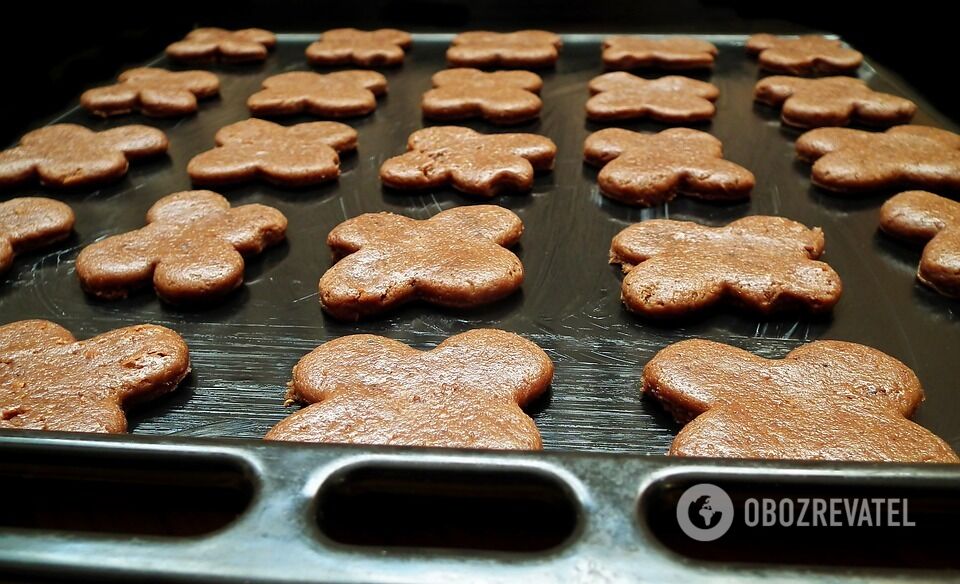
[315,461,581,554]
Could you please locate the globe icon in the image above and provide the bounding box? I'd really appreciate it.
[689,494,721,529]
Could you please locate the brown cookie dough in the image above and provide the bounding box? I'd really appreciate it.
[0,320,191,434]
[264,329,554,449]
[166,27,276,63]
[76,190,287,304]
[587,72,718,122]
[584,128,755,206]
[380,126,556,197]
[422,68,543,125]
[447,30,562,68]
[880,190,960,298]
[0,198,75,275]
[306,28,412,67]
[319,205,523,320]
[611,216,842,317]
[81,68,220,118]
[746,34,863,75]
[248,71,387,117]
[755,76,916,128]
[187,118,357,187]
[796,125,960,193]
[602,36,718,70]
[0,124,168,189]
[643,338,959,462]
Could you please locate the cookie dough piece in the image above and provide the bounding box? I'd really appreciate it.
[76,190,286,303]
[422,68,542,124]
[602,36,718,70]
[796,125,960,193]
[248,71,386,117]
[265,329,553,450]
[587,72,718,122]
[188,119,357,187]
[0,320,190,434]
[166,28,276,63]
[81,68,220,118]
[584,128,754,206]
[380,126,556,197]
[880,190,960,298]
[643,338,958,462]
[755,76,916,128]
[611,216,842,317]
[746,34,863,75]
[0,198,75,275]
[319,205,523,320]
[0,124,168,189]
[306,28,412,66]
[447,30,562,68]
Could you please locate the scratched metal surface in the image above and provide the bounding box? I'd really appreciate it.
[1,34,958,453]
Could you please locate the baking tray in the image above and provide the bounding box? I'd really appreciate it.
[1,32,959,581]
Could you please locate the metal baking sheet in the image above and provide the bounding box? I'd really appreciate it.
[2,33,957,452]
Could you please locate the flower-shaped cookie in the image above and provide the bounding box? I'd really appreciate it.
[0,124,168,189]
[306,28,412,66]
[796,125,960,193]
[76,190,287,304]
[611,216,842,317]
[319,205,524,320]
[0,319,190,434]
[166,27,276,63]
[587,72,719,122]
[602,36,718,70]
[188,119,357,187]
[584,128,755,206]
[643,338,958,462]
[380,126,556,197]
[755,76,916,128]
[422,68,543,124]
[248,71,387,117]
[81,68,220,118]
[0,198,74,275]
[880,190,960,299]
[447,30,562,68]
[746,34,863,75]
[265,329,554,449]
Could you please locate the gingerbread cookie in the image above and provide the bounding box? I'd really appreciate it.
[602,36,718,70]
[422,68,543,125]
[76,191,286,303]
[0,198,74,275]
[447,30,562,68]
[0,124,168,189]
[264,329,553,449]
[755,76,916,128]
[248,71,387,117]
[306,28,412,67]
[81,68,220,118]
[746,34,863,75]
[188,119,357,187]
[380,126,556,197]
[584,128,755,206]
[610,216,842,317]
[0,320,190,434]
[587,72,719,122]
[320,205,523,320]
[796,125,960,193]
[643,339,958,462]
[880,190,960,298]
[166,27,276,63]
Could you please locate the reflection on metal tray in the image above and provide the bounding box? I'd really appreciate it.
[1,33,959,581]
